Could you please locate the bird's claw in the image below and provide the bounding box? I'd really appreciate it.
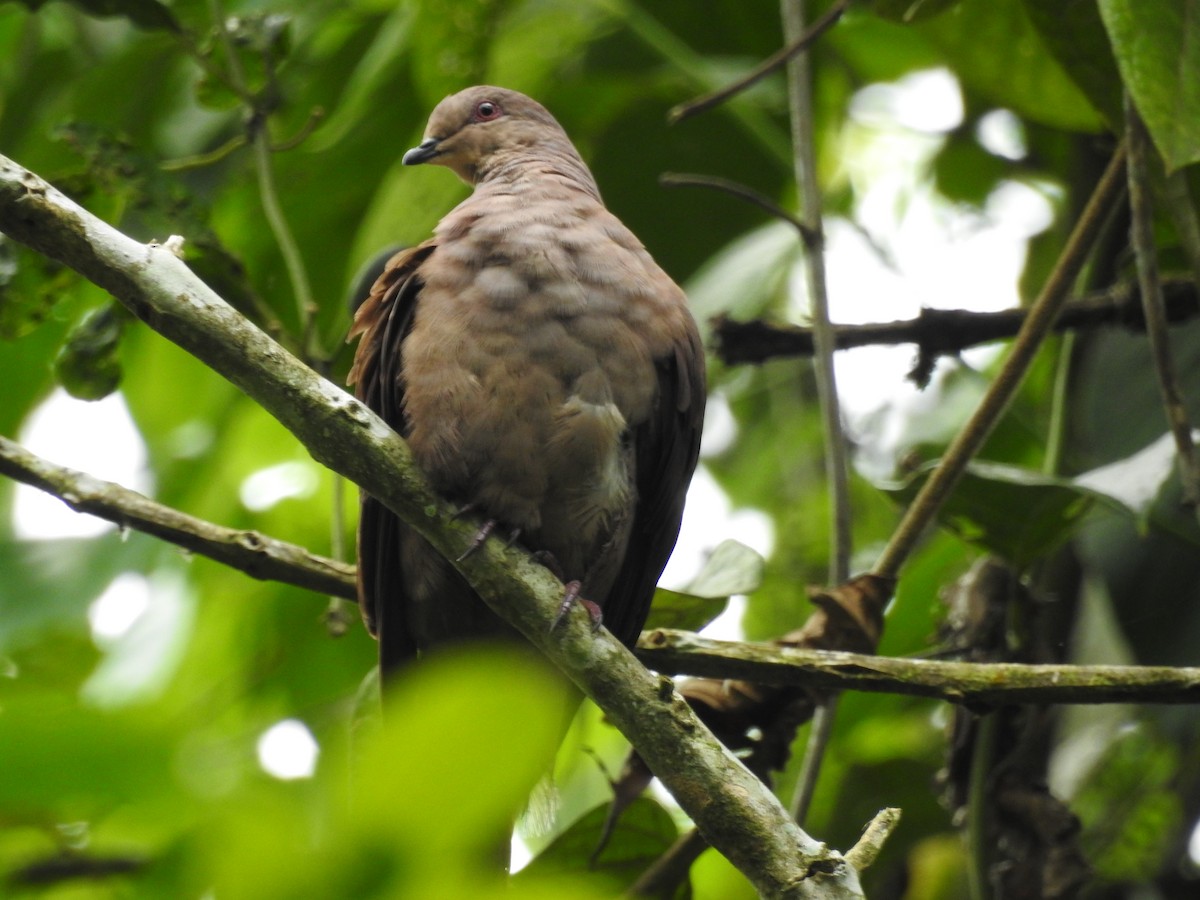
[456,518,497,562]
[552,580,604,634]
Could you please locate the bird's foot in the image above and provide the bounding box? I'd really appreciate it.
[456,518,497,562]
[455,516,522,562]
[552,580,604,634]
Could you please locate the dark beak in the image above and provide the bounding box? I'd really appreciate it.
[403,137,441,166]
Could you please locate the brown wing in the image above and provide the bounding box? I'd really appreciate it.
[601,322,706,648]
[348,242,436,668]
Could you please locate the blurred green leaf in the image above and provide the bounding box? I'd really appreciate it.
[53,302,129,400]
[15,0,181,32]
[1098,0,1200,171]
[0,692,180,816]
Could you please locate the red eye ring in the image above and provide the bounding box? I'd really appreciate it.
[473,100,502,121]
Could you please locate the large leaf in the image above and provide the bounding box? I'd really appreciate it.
[881,460,1130,567]
[919,0,1105,132]
[514,797,679,893]
[644,538,763,632]
[1098,0,1200,171]
[1022,0,1124,127]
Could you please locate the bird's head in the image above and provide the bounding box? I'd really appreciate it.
[402,86,578,185]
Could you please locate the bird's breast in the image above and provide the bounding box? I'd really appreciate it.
[400,223,654,556]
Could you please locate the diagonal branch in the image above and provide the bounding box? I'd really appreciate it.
[0,152,867,900]
[0,434,356,599]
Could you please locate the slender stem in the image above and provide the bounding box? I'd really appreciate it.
[782,0,851,589]
[781,0,851,826]
[669,0,848,124]
[324,470,356,635]
[1042,332,1074,477]
[788,695,837,824]
[208,0,320,361]
[1126,96,1200,509]
[872,143,1129,581]
[659,173,817,245]
[966,713,997,900]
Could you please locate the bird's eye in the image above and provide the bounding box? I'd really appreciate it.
[473,100,502,121]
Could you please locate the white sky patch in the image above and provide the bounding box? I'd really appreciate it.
[850,68,964,134]
[88,572,151,642]
[257,719,319,780]
[976,108,1027,160]
[83,568,194,707]
[239,461,319,512]
[1188,818,1200,867]
[13,389,151,540]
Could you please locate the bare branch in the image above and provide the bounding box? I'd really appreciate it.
[0,434,356,600]
[638,630,1200,705]
[712,277,1199,368]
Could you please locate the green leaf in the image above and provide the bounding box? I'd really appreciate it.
[1098,0,1200,171]
[515,797,679,892]
[645,540,762,632]
[1074,431,1183,520]
[880,461,1130,567]
[1021,0,1124,127]
[352,647,571,862]
[0,692,180,816]
[682,538,765,598]
[919,0,1105,132]
[645,588,727,632]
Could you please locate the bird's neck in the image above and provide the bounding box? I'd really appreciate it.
[476,141,602,203]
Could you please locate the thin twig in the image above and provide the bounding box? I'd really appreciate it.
[872,142,1129,581]
[659,172,818,246]
[781,0,851,826]
[789,695,837,823]
[0,434,356,599]
[159,133,248,172]
[844,807,902,873]
[966,713,998,900]
[271,106,325,152]
[668,0,848,124]
[1126,96,1200,509]
[629,829,710,896]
